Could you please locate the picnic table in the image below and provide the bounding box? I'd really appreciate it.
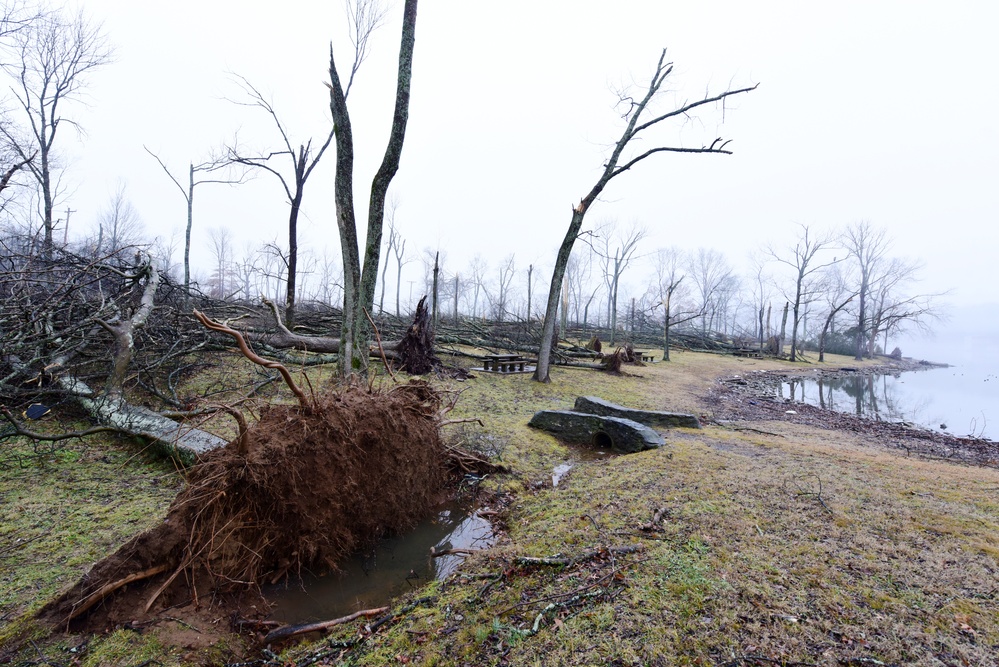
[633,350,656,363]
[482,354,534,373]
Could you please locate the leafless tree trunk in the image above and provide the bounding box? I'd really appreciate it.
[534,51,755,381]
[144,148,244,300]
[393,233,408,316]
[597,223,646,345]
[843,221,890,360]
[327,0,418,376]
[379,200,400,313]
[765,223,840,361]
[688,248,734,335]
[224,74,334,327]
[648,247,699,361]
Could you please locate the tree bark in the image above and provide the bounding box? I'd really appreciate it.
[329,0,418,377]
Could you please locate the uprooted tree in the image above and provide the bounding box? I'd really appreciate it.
[533,49,757,382]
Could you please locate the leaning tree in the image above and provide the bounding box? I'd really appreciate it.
[533,50,756,382]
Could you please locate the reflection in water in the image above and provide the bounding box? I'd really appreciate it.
[779,373,935,428]
[265,504,494,624]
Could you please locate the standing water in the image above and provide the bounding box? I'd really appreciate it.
[780,357,998,441]
[265,504,494,624]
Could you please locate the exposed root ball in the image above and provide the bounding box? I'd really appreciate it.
[39,381,447,627]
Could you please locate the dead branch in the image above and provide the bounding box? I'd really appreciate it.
[0,408,120,442]
[193,309,309,408]
[263,606,389,644]
[440,418,484,427]
[513,545,643,568]
[430,547,480,558]
[364,307,397,382]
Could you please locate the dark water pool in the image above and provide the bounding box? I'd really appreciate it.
[264,504,494,624]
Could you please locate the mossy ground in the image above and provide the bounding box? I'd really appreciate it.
[2,350,997,666]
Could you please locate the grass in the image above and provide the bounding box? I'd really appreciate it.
[2,349,997,665]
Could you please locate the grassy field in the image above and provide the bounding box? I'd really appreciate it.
[2,350,997,666]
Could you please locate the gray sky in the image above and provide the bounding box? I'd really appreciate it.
[51,1,999,315]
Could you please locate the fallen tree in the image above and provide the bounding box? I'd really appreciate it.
[35,313,490,631]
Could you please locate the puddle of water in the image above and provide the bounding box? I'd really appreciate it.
[264,504,494,624]
[552,463,572,487]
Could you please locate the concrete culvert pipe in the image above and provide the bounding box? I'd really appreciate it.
[593,431,614,450]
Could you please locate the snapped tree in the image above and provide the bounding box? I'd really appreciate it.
[327,0,417,376]
[533,50,756,382]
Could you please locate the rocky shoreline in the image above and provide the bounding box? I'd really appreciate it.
[707,356,998,468]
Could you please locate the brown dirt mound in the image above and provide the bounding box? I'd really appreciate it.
[38,381,448,630]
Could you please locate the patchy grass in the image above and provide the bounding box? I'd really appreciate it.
[3,350,997,666]
[0,435,182,653]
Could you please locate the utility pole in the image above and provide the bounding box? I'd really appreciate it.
[62,207,76,245]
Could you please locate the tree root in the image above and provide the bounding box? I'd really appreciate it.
[66,564,170,623]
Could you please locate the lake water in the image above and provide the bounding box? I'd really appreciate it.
[784,333,999,441]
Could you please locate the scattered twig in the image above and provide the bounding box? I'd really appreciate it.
[440,417,484,427]
[786,474,834,515]
[430,547,480,558]
[514,545,643,568]
[639,506,668,532]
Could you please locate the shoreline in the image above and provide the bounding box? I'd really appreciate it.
[709,357,999,467]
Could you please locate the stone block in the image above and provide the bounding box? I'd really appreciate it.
[528,410,664,454]
[573,396,700,429]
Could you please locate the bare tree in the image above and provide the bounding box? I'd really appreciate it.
[392,228,409,316]
[144,148,245,299]
[327,0,417,375]
[765,224,840,361]
[224,74,334,326]
[207,226,235,299]
[816,262,857,362]
[596,222,646,345]
[647,247,700,360]
[378,200,400,313]
[533,50,756,382]
[842,221,890,360]
[687,247,734,334]
[467,254,487,320]
[0,7,113,250]
[865,257,941,356]
[488,254,516,322]
[89,182,144,258]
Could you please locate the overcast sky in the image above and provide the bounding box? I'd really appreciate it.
[37,1,999,324]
